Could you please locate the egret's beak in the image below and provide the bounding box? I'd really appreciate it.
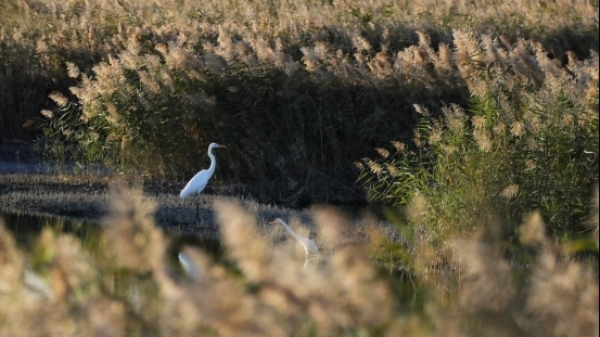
[217,145,227,149]
[268,220,277,225]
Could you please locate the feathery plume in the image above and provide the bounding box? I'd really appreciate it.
[66,62,80,78]
[48,91,69,107]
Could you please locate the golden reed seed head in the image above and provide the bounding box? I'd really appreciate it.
[391,141,406,152]
[365,158,383,174]
[40,109,54,119]
[375,147,390,159]
[510,121,525,137]
[519,212,547,246]
[500,184,519,199]
[66,62,80,78]
[48,91,69,107]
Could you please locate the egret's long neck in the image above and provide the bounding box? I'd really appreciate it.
[207,148,217,174]
[279,221,302,243]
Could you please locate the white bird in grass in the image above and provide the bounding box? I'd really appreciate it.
[270,218,320,269]
[180,143,227,198]
[178,251,201,280]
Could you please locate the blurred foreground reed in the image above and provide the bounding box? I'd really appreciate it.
[0,184,597,337]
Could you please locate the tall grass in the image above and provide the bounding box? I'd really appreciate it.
[358,32,598,257]
[0,184,598,336]
[0,1,597,333]
[0,0,597,204]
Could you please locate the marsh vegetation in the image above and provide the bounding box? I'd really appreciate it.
[1,184,598,336]
[0,0,598,335]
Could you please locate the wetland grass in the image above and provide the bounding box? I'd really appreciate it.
[0,184,597,336]
[0,1,597,334]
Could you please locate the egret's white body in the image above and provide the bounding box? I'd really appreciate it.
[178,251,201,280]
[270,218,319,268]
[180,143,226,198]
[24,269,52,302]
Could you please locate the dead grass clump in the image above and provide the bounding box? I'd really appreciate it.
[0,221,25,320]
[522,210,599,337]
[0,218,128,337]
[452,238,515,313]
[103,182,164,273]
[443,210,599,337]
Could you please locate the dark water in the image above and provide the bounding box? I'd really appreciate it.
[1,210,103,248]
[1,210,222,255]
[0,210,221,307]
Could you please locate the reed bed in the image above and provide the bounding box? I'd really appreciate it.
[0,184,598,336]
[0,0,597,205]
[0,1,598,334]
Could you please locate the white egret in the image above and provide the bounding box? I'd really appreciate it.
[24,269,52,302]
[178,251,201,280]
[270,218,320,269]
[180,143,227,198]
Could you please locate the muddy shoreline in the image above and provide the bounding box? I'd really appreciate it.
[0,143,373,237]
[0,169,319,236]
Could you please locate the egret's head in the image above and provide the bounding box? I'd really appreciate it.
[209,143,227,150]
[269,218,284,226]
